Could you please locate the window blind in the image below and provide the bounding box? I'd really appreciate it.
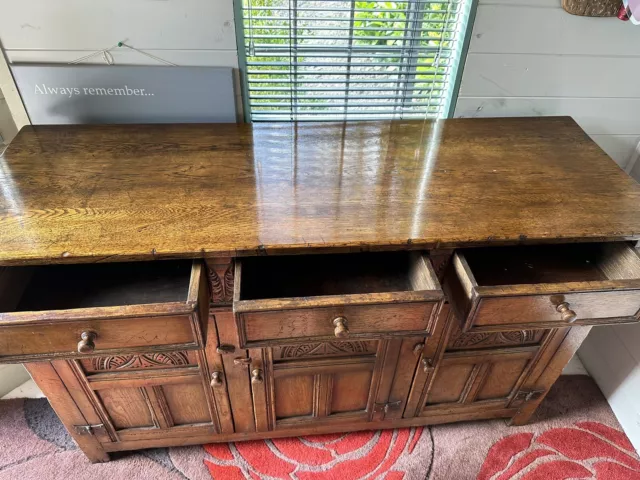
[239,0,473,121]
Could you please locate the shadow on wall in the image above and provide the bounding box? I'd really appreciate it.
[0,365,31,398]
[0,96,19,144]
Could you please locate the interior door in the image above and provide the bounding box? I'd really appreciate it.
[417,347,538,416]
[50,351,220,445]
[249,339,419,431]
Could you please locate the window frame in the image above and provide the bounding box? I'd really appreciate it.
[233,0,478,123]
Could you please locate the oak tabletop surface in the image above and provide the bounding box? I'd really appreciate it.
[0,116,639,265]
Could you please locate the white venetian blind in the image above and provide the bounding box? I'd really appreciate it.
[240,0,473,121]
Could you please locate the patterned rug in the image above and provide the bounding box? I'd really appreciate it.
[1,376,639,479]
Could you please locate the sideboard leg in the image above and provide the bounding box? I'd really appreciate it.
[24,362,110,463]
[508,326,592,426]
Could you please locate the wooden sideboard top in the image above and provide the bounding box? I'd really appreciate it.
[0,116,639,265]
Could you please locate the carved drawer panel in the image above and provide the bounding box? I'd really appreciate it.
[271,341,378,361]
[81,351,198,373]
[447,321,545,351]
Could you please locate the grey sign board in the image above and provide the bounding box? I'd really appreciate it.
[11,64,237,124]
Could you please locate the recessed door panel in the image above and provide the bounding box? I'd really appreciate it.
[330,370,373,414]
[97,388,154,429]
[274,375,315,420]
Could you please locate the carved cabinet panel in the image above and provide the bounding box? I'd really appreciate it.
[248,338,422,431]
[51,352,222,446]
[416,347,538,417]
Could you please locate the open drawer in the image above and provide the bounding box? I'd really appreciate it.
[446,242,640,332]
[233,252,444,348]
[0,260,207,363]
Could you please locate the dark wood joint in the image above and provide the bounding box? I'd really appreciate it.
[429,250,454,283]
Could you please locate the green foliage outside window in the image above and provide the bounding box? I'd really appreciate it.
[242,0,458,118]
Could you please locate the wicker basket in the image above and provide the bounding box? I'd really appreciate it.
[562,0,620,16]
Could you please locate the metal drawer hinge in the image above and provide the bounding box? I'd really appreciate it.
[74,424,107,437]
[373,400,402,414]
[233,357,252,366]
[512,388,546,406]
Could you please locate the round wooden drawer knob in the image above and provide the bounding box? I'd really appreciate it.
[556,302,577,323]
[251,368,264,384]
[332,317,349,338]
[77,331,97,354]
[211,371,223,387]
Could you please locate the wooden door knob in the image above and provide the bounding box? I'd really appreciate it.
[77,331,97,354]
[332,317,349,338]
[422,358,433,373]
[211,372,223,387]
[556,302,577,323]
[251,368,263,384]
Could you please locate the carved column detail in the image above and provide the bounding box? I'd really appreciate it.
[206,258,234,304]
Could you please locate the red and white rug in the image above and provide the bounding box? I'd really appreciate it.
[0,376,638,479]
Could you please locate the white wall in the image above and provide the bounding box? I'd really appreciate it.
[0,0,241,138]
[0,365,31,398]
[0,94,16,144]
[0,0,238,67]
[454,0,640,170]
[580,322,640,453]
[454,0,640,451]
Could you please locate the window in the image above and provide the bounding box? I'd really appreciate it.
[237,0,475,121]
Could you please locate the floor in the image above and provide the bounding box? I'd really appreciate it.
[2,375,638,479]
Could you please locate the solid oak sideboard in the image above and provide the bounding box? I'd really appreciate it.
[0,117,639,463]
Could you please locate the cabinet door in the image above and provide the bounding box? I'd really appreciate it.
[51,351,221,446]
[416,347,537,417]
[249,339,416,431]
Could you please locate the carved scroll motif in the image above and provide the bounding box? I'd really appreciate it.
[92,352,190,371]
[279,341,374,359]
[451,330,538,349]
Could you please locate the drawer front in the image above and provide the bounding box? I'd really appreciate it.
[472,290,640,330]
[446,245,640,332]
[0,314,201,362]
[238,302,438,348]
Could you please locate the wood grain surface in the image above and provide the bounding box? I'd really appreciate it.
[1,117,639,265]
